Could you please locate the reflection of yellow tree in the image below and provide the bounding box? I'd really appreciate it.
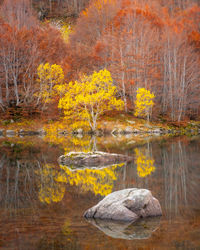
[56,163,124,196]
[43,121,92,153]
[135,148,155,177]
[62,220,72,236]
[36,164,66,204]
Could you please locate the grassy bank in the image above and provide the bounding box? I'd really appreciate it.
[0,113,199,136]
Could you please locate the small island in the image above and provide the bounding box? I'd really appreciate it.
[58,151,133,167]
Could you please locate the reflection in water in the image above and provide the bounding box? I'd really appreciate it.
[161,140,199,219]
[134,143,155,177]
[36,164,66,204]
[86,217,161,240]
[57,163,125,196]
[0,154,39,211]
[0,136,199,249]
[36,162,125,203]
[44,124,95,153]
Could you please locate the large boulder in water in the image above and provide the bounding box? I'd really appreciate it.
[58,151,133,167]
[84,188,162,222]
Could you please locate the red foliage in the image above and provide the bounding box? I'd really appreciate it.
[0,0,68,117]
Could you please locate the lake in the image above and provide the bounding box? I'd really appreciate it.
[0,134,199,249]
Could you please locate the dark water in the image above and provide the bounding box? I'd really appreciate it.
[0,135,199,250]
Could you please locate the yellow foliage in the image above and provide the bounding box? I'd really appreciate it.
[135,148,155,177]
[134,88,155,122]
[62,220,72,236]
[58,69,124,131]
[36,164,66,204]
[43,121,92,153]
[57,163,124,196]
[35,162,124,204]
[36,63,64,105]
[60,24,72,43]
[63,136,92,154]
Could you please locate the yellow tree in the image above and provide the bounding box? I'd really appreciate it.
[134,88,155,124]
[60,24,72,43]
[36,63,64,110]
[58,69,124,131]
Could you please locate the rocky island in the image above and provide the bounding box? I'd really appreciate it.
[58,151,133,167]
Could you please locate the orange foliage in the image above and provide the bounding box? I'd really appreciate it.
[0,0,68,117]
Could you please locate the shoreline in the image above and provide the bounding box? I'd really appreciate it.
[0,116,200,138]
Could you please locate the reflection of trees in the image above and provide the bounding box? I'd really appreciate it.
[134,144,155,178]
[161,140,199,220]
[57,163,124,196]
[44,122,97,153]
[117,138,200,220]
[37,227,80,250]
[36,164,66,204]
[0,154,39,211]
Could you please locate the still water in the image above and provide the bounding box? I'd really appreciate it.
[0,135,199,249]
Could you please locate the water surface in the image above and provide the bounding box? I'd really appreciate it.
[0,135,199,249]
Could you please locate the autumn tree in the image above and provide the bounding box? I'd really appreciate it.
[1,0,38,29]
[69,0,200,121]
[58,69,124,131]
[134,88,155,123]
[67,0,121,78]
[36,63,64,110]
[0,0,68,116]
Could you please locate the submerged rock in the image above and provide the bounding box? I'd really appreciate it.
[58,151,133,167]
[18,130,40,136]
[6,130,16,137]
[0,129,4,135]
[86,217,160,240]
[84,188,162,222]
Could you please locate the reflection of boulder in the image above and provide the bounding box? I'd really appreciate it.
[86,217,161,240]
[58,151,133,167]
[84,188,162,221]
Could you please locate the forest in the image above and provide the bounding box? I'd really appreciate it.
[0,0,199,124]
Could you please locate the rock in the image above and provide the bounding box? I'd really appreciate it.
[58,151,133,167]
[125,126,133,134]
[111,128,118,136]
[95,129,104,136]
[0,129,4,135]
[58,129,68,135]
[111,128,123,136]
[86,217,160,240]
[125,134,132,139]
[84,188,162,222]
[18,130,42,136]
[75,133,83,139]
[118,128,123,134]
[72,128,83,135]
[153,128,162,133]
[6,130,16,137]
[127,140,136,145]
[133,129,140,133]
[77,128,83,134]
[144,124,153,129]
[36,129,46,138]
[127,120,135,125]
